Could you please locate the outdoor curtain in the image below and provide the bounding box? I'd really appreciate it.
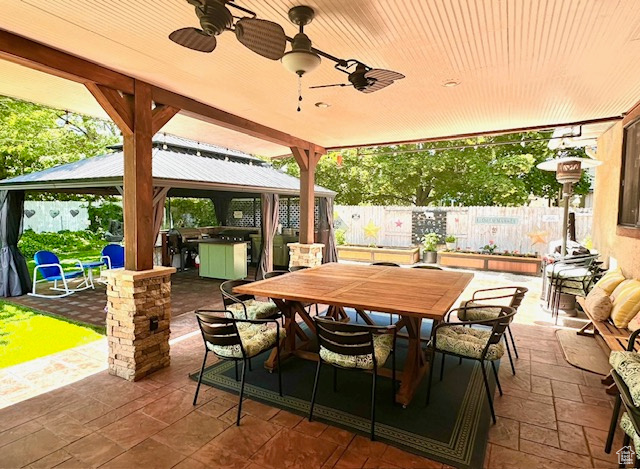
[210,194,232,226]
[0,190,32,297]
[256,193,279,280]
[152,187,170,245]
[318,196,338,263]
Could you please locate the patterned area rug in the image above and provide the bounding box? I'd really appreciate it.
[191,314,496,469]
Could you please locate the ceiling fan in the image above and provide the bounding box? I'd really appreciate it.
[309,60,405,94]
[169,2,405,107]
[169,0,287,60]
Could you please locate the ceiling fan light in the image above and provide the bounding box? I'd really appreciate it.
[282,50,321,76]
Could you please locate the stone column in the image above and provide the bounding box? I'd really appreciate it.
[288,242,325,268]
[103,266,176,381]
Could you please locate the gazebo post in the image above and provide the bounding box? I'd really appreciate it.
[290,147,325,267]
[87,79,180,381]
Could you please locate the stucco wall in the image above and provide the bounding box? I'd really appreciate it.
[593,121,640,278]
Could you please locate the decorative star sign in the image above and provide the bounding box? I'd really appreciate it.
[364,220,381,240]
[527,230,549,246]
[395,219,403,228]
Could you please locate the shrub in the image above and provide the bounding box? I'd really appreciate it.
[335,229,347,246]
[19,229,103,258]
[169,198,217,228]
[445,235,456,243]
[86,201,123,232]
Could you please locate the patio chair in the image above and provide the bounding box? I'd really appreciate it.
[547,255,601,324]
[458,286,528,375]
[220,279,280,320]
[29,250,92,298]
[193,310,284,426]
[412,265,443,270]
[100,243,125,270]
[309,316,397,440]
[263,270,289,279]
[425,305,515,424]
[605,329,640,460]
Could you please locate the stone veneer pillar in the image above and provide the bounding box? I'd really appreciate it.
[288,242,325,268]
[103,266,176,381]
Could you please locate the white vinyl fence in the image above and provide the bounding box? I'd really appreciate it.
[23,201,90,233]
[335,205,593,254]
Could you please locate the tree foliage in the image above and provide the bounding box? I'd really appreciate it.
[0,96,119,182]
[273,132,591,207]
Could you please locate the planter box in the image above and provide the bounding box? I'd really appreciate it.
[337,245,420,265]
[438,251,542,275]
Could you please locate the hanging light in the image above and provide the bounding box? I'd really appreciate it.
[281,33,321,76]
[281,6,321,112]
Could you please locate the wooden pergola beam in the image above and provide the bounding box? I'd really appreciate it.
[0,29,134,94]
[85,83,134,135]
[151,87,325,153]
[152,104,180,135]
[0,28,324,152]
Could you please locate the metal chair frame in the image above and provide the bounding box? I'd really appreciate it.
[426,306,516,424]
[460,286,528,375]
[309,316,397,440]
[29,251,93,298]
[545,254,598,323]
[606,329,640,464]
[193,310,283,426]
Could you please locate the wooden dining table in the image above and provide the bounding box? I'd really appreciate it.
[234,263,473,406]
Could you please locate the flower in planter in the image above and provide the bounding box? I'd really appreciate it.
[481,240,498,254]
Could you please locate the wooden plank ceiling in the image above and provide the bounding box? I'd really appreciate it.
[1,0,640,156]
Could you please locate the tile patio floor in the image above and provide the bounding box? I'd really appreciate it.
[0,268,625,468]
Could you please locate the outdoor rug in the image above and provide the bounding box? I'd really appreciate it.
[556,328,610,375]
[190,312,496,469]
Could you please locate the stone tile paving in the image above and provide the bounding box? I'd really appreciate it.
[0,268,622,468]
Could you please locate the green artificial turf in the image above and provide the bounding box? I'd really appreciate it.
[0,301,104,369]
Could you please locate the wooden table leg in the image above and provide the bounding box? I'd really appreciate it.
[395,316,429,407]
[265,299,316,371]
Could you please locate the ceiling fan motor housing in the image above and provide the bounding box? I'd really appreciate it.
[349,66,370,91]
[196,0,233,36]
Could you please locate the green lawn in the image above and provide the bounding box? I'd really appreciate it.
[0,301,104,368]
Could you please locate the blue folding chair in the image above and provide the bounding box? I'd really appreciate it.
[29,250,92,298]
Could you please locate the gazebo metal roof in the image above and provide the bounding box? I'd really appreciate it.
[0,135,335,198]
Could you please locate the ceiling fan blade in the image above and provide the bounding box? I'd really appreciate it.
[309,83,350,89]
[169,27,217,52]
[235,18,286,60]
[365,69,405,82]
[360,80,394,93]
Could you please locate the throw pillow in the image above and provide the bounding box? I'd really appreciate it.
[585,287,613,321]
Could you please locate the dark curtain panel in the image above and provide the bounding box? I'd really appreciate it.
[0,190,32,297]
[210,194,232,226]
[256,193,279,280]
[318,197,338,263]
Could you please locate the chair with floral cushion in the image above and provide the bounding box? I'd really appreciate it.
[193,310,285,426]
[458,286,528,375]
[605,329,640,459]
[309,317,397,440]
[425,305,515,424]
[220,279,280,320]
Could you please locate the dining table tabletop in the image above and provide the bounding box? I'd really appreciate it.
[234,262,474,406]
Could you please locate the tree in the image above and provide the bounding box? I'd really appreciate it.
[0,96,119,182]
[272,131,591,206]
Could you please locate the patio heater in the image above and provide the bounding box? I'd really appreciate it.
[537,154,602,257]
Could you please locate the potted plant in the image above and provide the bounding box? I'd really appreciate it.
[445,235,456,250]
[481,240,498,255]
[421,232,439,263]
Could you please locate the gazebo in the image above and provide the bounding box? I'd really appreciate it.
[0,134,336,296]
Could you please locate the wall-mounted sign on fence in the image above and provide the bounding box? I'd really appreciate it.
[542,214,560,223]
[475,216,519,225]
